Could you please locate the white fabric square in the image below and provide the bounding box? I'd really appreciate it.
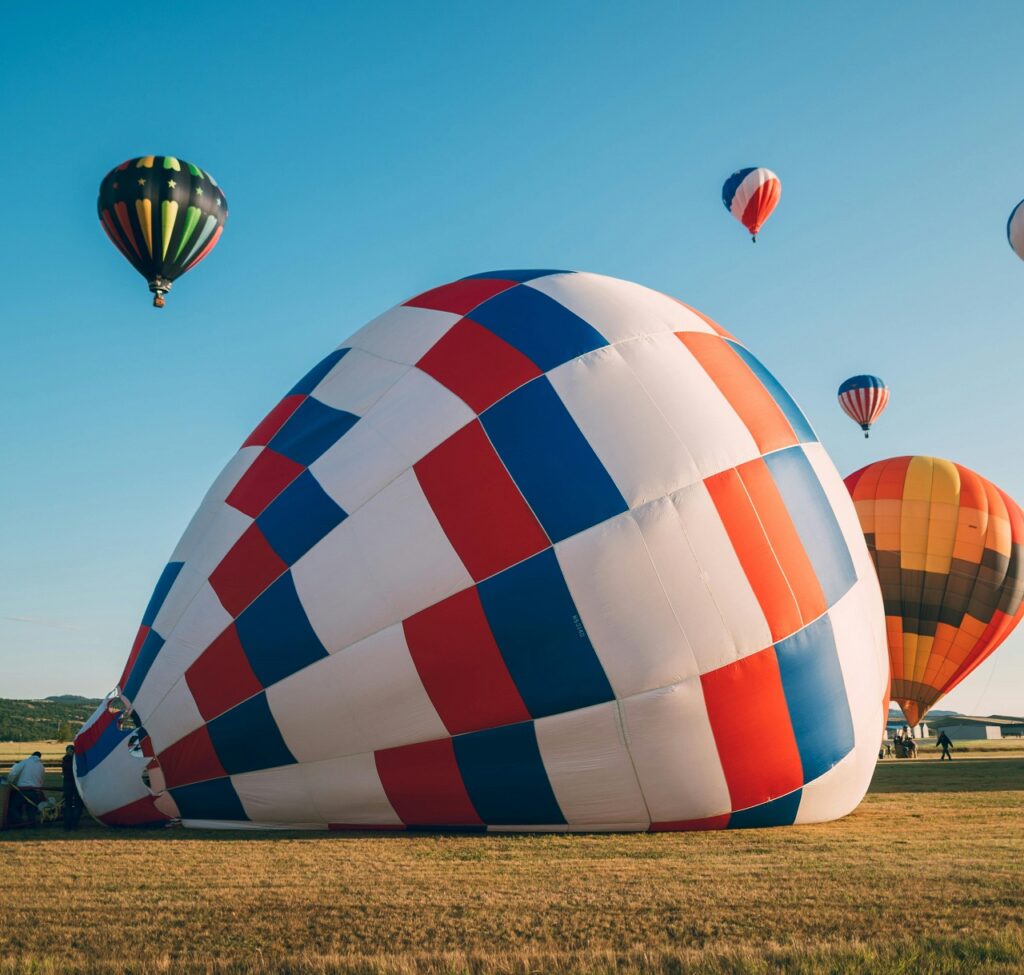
[231,763,324,827]
[361,368,474,468]
[170,448,260,564]
[794,748,861,825]
[344,305,459,365]
[300,752,402,825]
[293,468,473,653]
[151,563,207,640]
[310,419,409,514]
[178,503,251,583]
[140,677,205,752]
[547,345,700,507]
[310,348,410,416]
[620,678,731,823]
[527,272,714,344]
[631,487,771,674]
[267,623,447,763]
[77,739,150,817]
[556,511,698,698]
[616,333,761,479]
[534,701,649,827]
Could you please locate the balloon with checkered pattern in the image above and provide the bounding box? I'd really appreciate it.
[74,270,888,832]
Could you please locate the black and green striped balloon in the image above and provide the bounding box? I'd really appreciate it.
[98,155,228,307]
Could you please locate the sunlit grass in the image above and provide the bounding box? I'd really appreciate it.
[1,755,1021,973]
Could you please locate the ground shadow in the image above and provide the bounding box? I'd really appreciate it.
[869,757,1024,794]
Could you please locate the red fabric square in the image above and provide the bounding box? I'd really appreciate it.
[243,394,305,448]
[405,278,516,316]
[417,317,542,414]
[186,625,264,721]
[650,814,731,832]
[414,420,549,581]
[404,587,530,735]
[157,725,226,789]
[97,795,170,827]
[701,647,802,811]
[209,525,288,617]
[375,737,482,826]
[226,448,304,517]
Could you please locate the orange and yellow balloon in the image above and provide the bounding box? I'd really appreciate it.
[845,456,1024,726]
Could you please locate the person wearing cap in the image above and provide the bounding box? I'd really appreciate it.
[7,751,46,826]
[61,745,83,829]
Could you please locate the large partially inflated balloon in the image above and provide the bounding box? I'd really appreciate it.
[75,270,887,831]
[837,375,889,438]
[722,167,781,241]
[1007,198,1024,262]
[98,155,228,307]
[846,456,1024,726]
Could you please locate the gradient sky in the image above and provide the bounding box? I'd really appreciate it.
[2,2,1023,716]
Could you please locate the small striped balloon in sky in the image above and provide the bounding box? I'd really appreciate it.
[721,167,781,241]
[1007,198,1024,262]
[837,375,889,438]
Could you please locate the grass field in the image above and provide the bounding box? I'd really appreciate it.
[1,753,1022,974]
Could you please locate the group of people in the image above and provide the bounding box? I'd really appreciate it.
[878,727,955,760]
[4,745,82,829]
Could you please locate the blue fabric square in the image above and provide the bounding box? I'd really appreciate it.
[289,348,349,395]
[269,397,358,467]
[257,471,347,565]
[775,614,855,783]
[235,572,328,686]
[725,341,817,443]
[477,549,614,718]
[170,777,249,821]
[206,692,296,776]
[764,447,857,607]
[463,269,570,283]
[481,377,627,543]
[469,284,607,371]
[122,630,165,702]
[728,789,802,829]
[141,562,184,627]
[453,720,565,825]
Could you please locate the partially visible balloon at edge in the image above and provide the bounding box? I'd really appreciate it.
[837,375,889,438]
[722,167,781,242]
[1007,198,1024,262]
[97,155,228,308]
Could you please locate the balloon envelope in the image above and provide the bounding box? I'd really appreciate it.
[837,375,889,437]
[1007,199,1024,262]
[75,270,887,831]
[97,155,228,307]
[722,167,781,240]
[845,456,1024,726]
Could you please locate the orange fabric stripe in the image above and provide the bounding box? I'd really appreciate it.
[885,616,904,681]
[874,455,912,501]
[705,465,801,642]
[677,333,795,454]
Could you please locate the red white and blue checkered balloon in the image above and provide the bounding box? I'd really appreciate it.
[75,270,888,831]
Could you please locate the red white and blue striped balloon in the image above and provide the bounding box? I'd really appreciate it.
[721,167,781,241]
[1006,198,1024,261]
[837,375,889,438]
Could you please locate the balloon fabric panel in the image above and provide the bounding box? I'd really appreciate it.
[75,271,888,832]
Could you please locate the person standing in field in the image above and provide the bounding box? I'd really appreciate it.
[7,751,46,825]
[61,745,82,830]
[936,731,954,761]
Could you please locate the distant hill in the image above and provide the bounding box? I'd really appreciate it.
[0,697,102,742]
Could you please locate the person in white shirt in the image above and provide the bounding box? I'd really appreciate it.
[7,752,46,825]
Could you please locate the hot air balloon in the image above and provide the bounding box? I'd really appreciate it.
[722,167,781,241]
[97,156,228,308]
[837,375,889,438]
[75,270,888,831]
[846,456,1024,726]
[1007,198,1024,262]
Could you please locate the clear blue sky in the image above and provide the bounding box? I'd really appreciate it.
[2,2,1023,716]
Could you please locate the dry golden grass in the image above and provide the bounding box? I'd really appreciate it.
[1,756,1022,973]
